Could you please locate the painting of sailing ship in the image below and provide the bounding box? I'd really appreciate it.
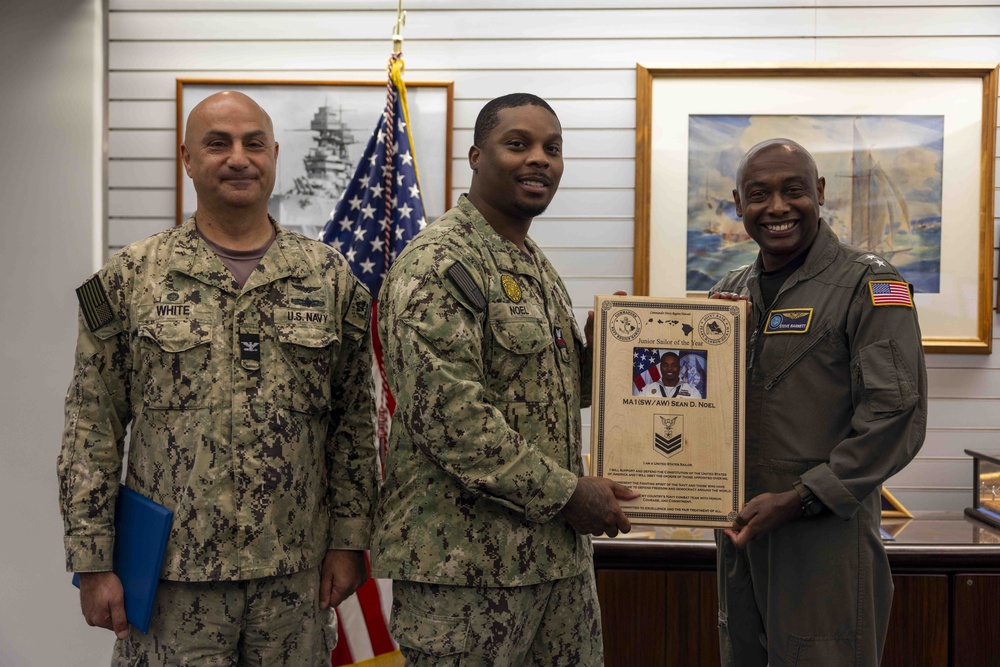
[686,114,944,293]
[178,82,451,238]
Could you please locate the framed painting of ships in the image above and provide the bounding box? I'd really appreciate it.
[634,64,998,354]
[176,79,453,239]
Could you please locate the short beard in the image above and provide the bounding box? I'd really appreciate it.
[513,199,550,218]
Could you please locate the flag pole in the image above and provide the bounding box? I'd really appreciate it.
[374,0,421,467]
[325,3,424,664]
[392,0,405,54]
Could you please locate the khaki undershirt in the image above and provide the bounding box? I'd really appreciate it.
[198,228,276,289]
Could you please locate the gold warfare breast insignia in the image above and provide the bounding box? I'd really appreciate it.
[501,275,522,303]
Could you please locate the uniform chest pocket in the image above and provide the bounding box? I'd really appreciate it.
[488,317,551,403]
[274,324,340,414]
[762,324,837,391]
[137,319,213,409]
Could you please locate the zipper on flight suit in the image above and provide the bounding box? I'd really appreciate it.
[746,270,805,376]
[763,327,831,391]
[746,269,831,391]
[747,299,767,375]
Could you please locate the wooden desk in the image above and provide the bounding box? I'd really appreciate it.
[593,513,1000,667]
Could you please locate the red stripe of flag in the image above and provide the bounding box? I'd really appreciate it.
[330,614,355,666]
[357,554,395,655]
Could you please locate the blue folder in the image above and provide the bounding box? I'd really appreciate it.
[72,485,173,634]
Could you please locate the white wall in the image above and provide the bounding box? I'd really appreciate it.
[105,0,1000,515]
[0,1,111,665]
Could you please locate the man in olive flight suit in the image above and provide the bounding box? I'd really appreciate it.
[710,138,927,667]
[372,93,638,666]
[58,91,380,666]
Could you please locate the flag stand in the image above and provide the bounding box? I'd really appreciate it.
[322,5,427,663]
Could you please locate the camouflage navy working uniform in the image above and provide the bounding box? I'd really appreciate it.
[58,217,379,664]
[372,196,602,665]
[710,220,927,667]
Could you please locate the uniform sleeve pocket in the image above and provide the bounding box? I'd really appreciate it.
[857,339,917,418]
[390,602,468,657]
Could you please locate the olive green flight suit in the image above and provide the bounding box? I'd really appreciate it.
[711,221,927,667]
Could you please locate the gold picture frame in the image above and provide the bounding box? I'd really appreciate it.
[634,63,997,354]
[881,486,913,520]
[175,78,454,237]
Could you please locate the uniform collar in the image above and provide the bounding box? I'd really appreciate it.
[457,195,541,280]
[169,216,309,294]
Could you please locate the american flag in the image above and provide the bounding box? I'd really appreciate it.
[321,53,422,667]
[633,348,663,395]
[321,64,427,298]
[869,280,913,307]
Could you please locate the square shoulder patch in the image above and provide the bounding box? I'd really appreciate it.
[346,282,373,331]
[868,280,913,308]
[75,275,118,332]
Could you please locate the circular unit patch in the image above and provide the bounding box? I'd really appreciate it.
[609,309,641,342]
[699,313,731,345]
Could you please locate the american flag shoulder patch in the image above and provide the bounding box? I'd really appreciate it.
[446,262,487,312]
[869,280,913,308]
[75,275,118,331]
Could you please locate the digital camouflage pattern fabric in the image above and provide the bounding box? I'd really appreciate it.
[112,566,336,666]
[390,572,603,665]
[371,195,591,587]
[58,218,379,582]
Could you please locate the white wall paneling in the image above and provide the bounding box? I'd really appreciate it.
[2,1,110,665]
[107,1,1000,512]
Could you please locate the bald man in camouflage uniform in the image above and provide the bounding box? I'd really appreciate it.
[58,92,379,666]
[373,93,638,666]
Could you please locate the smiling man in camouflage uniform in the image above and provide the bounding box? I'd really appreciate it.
[58,91,379,666]
[372,93,638,666]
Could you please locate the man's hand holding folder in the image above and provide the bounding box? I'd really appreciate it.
[70,486,173,635]
[78,571,129,639]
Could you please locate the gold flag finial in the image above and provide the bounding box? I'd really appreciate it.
[392,0,406,53]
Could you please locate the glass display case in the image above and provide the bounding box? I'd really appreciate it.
[964,449,1000,531]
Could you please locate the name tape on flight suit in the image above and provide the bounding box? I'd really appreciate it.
[764,309,813,334]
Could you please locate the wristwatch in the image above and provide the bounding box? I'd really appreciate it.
[793,479,824,517]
